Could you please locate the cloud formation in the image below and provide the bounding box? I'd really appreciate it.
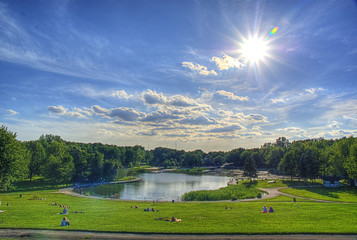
[216,90,248,101]
[7,109,19,115]
[182,61,217,76]
[211,53,245,70]
[47,105,86,118]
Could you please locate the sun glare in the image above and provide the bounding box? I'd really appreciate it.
[241,38,268,63]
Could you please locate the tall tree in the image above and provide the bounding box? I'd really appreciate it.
[278,148,299,180]
[44,141,74,183]
[0,126,30,190]
[243,157,257,182]
[227,148,245,167]
[266,146,284,168]
[24,141,45,181]
[345,141,357,181]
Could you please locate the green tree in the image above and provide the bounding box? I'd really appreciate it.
[345,141,357,181]
[182,151,203,167]
[266,146,284,168]
[88,151,104,182]
[44,141,74,183]
[0,126,30,190]
[243,157,257,182]
[227,148,245,167]
[278,148,299,180]
[24,141,45,181]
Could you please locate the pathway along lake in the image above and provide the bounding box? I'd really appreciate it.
[79,173,230,201]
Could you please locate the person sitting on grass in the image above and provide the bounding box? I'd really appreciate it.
[268,205,274,213]
[262,205,267,213]
[61,217,70,226]
[63,207,68,214]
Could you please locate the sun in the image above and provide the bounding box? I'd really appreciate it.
[241,37,268,63]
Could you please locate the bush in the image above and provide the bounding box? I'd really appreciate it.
[181,184,261,201]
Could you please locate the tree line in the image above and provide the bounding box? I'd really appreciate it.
[1,125,357,191]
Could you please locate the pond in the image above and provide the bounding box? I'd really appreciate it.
[79,173,230,201]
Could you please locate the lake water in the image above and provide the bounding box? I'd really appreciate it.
[81,173,230,201]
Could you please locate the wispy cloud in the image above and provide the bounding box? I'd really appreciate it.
[0,3,139,85]
[182,61,217,76]
[6,109,19,115]
[216,90,248,101]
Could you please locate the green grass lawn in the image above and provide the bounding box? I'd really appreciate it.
[251,179,323,188]
[279,186,357,203]
[1,189,357,234]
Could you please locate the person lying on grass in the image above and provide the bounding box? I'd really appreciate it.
[170,216,181,222]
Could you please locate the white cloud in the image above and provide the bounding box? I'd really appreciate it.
[7,109,19,115]
[47,105,67,114]
[211,53,245,70]
[47,105,86,118]
[305,88,325,94]
[216,90,248,101]
[112,90,133,99]
[233,113,268,124]
[328,121,341,129]
[108,107,145,122]
[208,124,242,133]
[142,90,167,105]
[92,105,109,115]
[182,61,217,76]
[141,89,207,109]
[276,127,305,134]
[271,98,286,104]
[141,111,180,123]
[179,115,217,125]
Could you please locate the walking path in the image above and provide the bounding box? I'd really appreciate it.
[0,229,356,240]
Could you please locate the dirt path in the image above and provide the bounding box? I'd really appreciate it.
[0,229,356,240]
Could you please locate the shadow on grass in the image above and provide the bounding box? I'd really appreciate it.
[296,186,357,200]
[242,181,258,188]
[281,180,323,187]
[0,178,70,193]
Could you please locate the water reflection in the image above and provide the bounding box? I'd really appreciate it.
[81,173,230,201]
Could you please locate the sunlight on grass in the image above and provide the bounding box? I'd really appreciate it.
[280,187,357,203]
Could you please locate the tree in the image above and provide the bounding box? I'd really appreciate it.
[278,148,299,180]
[243,157,257,182]
[299,145,321,180]
[227,148,245,167]
[43,141,74,183]
[345,141,357,181]
[24,141,45,181]
[275,137,290,148]
[181,151,203,167]
[266,146,284,168]
[0,126,30,190]
[88,151,104,182]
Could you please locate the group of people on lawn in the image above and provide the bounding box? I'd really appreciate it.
[262,205,274,213]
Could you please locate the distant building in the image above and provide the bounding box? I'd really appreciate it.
[322,176,341,188]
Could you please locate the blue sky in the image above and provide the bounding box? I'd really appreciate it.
[1,0,357,151]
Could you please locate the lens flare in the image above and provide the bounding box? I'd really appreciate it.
[269,27,279,36]
[265,26,279,40]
